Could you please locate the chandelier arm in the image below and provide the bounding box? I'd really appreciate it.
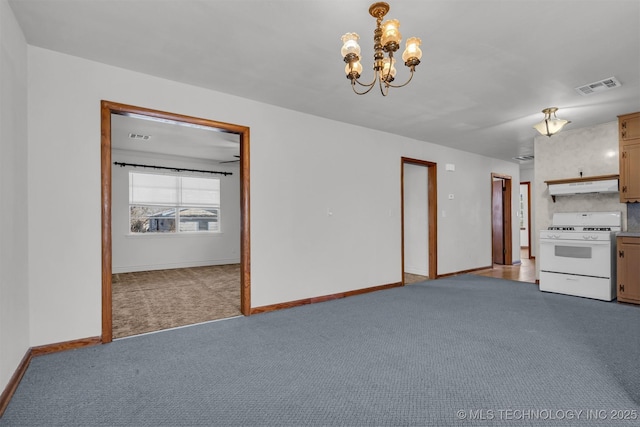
[351,77,379,95]
[378,72,390,96]
[352,74,378,88]
[385,68,415,88]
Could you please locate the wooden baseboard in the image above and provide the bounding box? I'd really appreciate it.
[0,336,101,418]
[251,281,403,315]
[437,266,493,278]
[0,349,32,418]
[31,336,101,357]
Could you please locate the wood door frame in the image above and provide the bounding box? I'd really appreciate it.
[100,100,251,343]
[520,181,532,260]
[401,157,438,282]
[491,173,512,265]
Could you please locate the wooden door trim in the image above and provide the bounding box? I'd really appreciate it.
[401,157,438,282]
[491,173,512,265]
[100,100,251,344]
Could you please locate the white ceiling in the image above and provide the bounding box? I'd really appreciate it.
[9,0,640,164]
[111,113,240,162]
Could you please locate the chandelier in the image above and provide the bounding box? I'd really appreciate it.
[533,107,571,137]
[340,2,422,96]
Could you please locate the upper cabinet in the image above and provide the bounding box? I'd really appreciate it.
[620,112,640,142]
[619,112,640,203]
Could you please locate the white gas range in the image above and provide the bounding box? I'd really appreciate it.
[539,211,621,301]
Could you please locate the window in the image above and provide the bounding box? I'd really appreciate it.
[129,172,220,233]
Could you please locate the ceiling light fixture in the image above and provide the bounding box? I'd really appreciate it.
[533,107,571,137]
[341,2,422,96]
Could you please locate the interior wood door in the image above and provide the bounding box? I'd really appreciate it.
[492,179,505,265]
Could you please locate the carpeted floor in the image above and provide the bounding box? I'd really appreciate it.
[3,275,640,426]
[112,264,241,338]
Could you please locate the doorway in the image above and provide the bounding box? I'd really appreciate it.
[519,181,532,260]
[401,158,437,282]
[100,101,251,343]
[491,173,512,265]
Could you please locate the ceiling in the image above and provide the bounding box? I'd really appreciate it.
[9,0,640,164]
[111,113,240,163]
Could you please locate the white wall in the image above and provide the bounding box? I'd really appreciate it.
[435,155,520,270]
[0,0,29,392]
[520,166,534,184]
[111,149,240,273]
[534,121,625,276]
[26,46,519,347]
[403,164,428,276]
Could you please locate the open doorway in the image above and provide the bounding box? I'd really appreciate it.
[519,181,532,260]
[491,173,512,265]
[101,101,251,343]
[401,158,438,283]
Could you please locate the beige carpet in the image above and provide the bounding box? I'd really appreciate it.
[404,272,428,284]
[112,264,241,339]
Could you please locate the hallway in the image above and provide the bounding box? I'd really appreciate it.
[472,248,536,283]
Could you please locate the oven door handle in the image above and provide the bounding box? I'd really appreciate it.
[540,239,610,246]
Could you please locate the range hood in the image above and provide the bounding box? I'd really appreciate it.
[545,174,619,202]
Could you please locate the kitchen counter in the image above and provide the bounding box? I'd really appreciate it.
[617,232,640,237]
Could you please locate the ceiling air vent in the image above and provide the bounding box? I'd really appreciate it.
[128,133,151,141]
[575,77,621,96]
[513,155,534,162]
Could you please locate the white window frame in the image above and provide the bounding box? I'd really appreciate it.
[128,171,221,235]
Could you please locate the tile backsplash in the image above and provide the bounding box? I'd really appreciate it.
[627,203,640,231]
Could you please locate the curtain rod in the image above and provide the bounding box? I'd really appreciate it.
[113,161,233,176]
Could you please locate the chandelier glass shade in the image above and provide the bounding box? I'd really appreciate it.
[341,2,422,96]
[533,107,571,137]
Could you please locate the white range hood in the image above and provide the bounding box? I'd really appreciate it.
[545,174,619,202]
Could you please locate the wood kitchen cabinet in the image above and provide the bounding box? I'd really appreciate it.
[617,236,640,305]
[618,112,640,202]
